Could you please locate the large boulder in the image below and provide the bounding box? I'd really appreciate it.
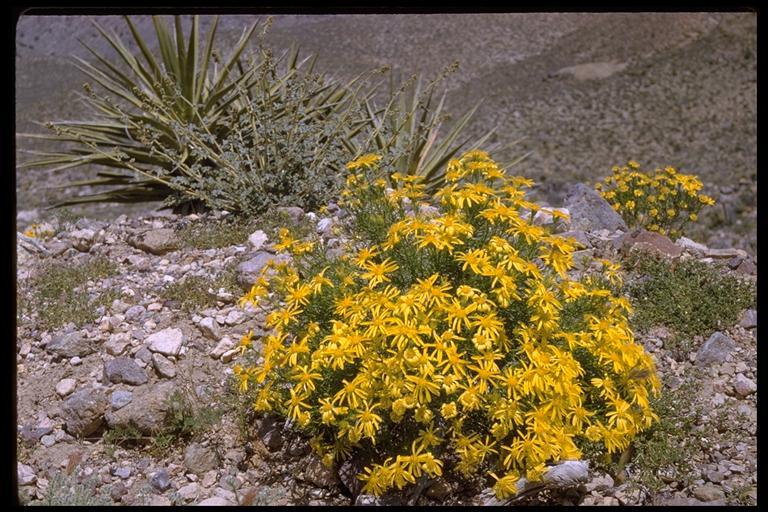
[104,381,176,434]
[564,183,627,232]
[62,388,108,437]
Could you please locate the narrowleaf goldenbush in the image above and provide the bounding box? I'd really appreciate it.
[237,151,661,499]
[596,160,716,239]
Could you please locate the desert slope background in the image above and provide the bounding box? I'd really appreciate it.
[15,12,756,253]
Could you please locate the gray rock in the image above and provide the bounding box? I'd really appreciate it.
[300,455,339,488]
[41,434,56,447]
[149,495,172,506]
[198,317,221,340]
[355,493,403,506]
[134,346,153,365]
[184,443,220,475]
[46,332,93,359]
[18,463,37,486]
[317,217,337,237]
[559,230,591,248]
[224,309,245,326]
[248,230,268,251]
[739,309,757,329]
[113,467,132,479]
[62,388,108,436]
[150,469,171,491]
[147,328,185,356]
[705,247,748,259]
[338,454,366,498]
[564,183,627,232]
[124,305,147,321]
[129,228,180,255]
[19,424,54,445]
[262,429,283,451]
[425,478,452,500]
[178,482,201,502]
[104,357,148,385]
[55,378,77,397]
[585,473,614,492]
[237,251,290,287]
[152,353,177,379]
[110,390,133,410]
[693,484,725,502]
[695,332,736,367]
[110,481,128,502]
[105,381,175,434]
[705,470,725,483]
[733,373,756,397]
[69,228,97,252]
[197,496,233,506]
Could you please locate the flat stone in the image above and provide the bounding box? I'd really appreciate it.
[41,434,56,447]
[150,495,172,506]
[585,473,614,492]
[201,470,218,488]
[736,259,757,275]
[147,328,185,356]
[695,332,736,367]
[564,183,627,232]
[113,467,132,479]
[46,332,93,359]
[198,318,221,340]
[620,229,682,258]
[104,357,148,385]
[676,236,708,254]
[733,373,756,397]
[221,348,240,363]
[109,390,133,411]
[129,228,180,255]
[184,443,221,475]
[62,388,108,437]
[55,378,77,397]
[705,247,748,259]
[69,228,97,252]
[739,309,757,329]
[197,496,233,506]
[209,336,236,360]
[248,230,268,251]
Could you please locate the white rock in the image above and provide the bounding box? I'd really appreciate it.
[248,230,268,251]
[198,318,221,340]
[147,328,185,356]
[69,356,82,366]
[197,496,232,506]
[224,310,245,326]
[221,348,240,363]
[209,337,236,360]
[148,302,163,312]
[55,378,77,397]
[18,463,37,485]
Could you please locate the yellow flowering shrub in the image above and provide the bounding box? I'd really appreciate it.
[238,151,661,499]
[596,160,716,238]
[22,223,55,239]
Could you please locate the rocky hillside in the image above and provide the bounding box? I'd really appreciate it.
[16,186,756,506]
[15,12,756,254]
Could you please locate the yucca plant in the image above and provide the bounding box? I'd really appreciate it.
[18,15,261,208]
[345,64,516,194]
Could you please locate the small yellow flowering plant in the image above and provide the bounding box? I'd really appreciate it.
[596,160,716,238]
[238,151,661,499]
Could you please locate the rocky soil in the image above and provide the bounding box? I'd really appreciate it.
[15,187,757,506]
[15,12,756,254]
